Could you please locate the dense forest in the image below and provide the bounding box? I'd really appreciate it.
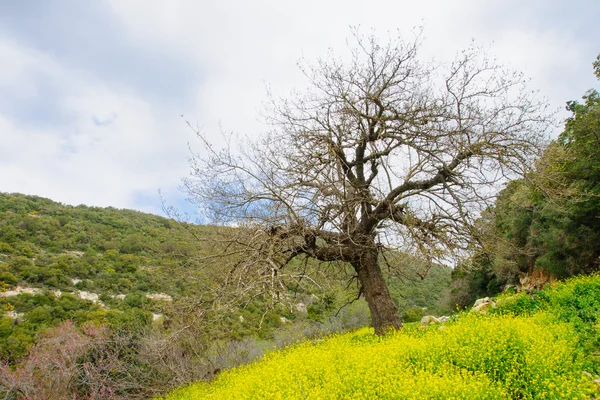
[0,192,451,398]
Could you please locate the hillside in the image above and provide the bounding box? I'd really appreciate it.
[0,192,219,360]
[0,192,452,398]
[162,274,600,399]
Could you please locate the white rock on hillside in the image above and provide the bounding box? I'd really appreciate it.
[420,315,452,326]
[295,303,307,313]
[145,293,173,302]
[77,290,99,302]
[472,297,496,313]
[0,286,42,297]
[420,315,440,325]
[5,310,24,319]
[152,313,164,321]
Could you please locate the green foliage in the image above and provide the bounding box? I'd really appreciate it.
[508,56,600,278]
[451,54,600,299]
[386,254,453,316]
[401,306,424,323]
[306,294,335,321]
[449,257,502,309]
[492,273,600,370]
[0,291,105,359]
[0,270,17,286]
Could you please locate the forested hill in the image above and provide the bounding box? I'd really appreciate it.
[0,192,214,359]
[0,192,451,397]
[0,193,451,314]
[0,192,207,298]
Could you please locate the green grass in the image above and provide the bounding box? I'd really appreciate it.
[160,275,600,399]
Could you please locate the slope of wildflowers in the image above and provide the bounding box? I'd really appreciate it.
[161,275,600,399]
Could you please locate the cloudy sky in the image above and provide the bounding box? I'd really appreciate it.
[1,0,598,217]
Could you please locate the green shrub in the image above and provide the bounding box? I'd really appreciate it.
[0,242,15,254]
[402,306,425,323]
[0,270,17,285]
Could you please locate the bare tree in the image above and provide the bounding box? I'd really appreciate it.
[183,31,551,334]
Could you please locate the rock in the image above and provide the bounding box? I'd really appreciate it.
[473,297,489,306]
[151,313,164,321]
[472,297,496,313]
[71,278,82,285]
[5,310,24,320]
[115,294,126,300]
[296,303,307,313]
[20,287,42,296]
[280,316,290,324]
[519,269,554,292]
[503,284,515,292]
[145,293,173,302]
[437,316,451,323]
[77,290,99,303]
[0,286,42,297]
[0,289,20,297]
[420,315,440,325]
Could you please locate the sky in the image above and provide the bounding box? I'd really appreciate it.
[0,0,598,217]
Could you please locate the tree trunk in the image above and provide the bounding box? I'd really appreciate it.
[352,246,402,335]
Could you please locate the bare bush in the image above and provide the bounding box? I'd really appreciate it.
[0,321,155,400]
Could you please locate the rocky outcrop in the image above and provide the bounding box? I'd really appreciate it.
[151,313,164,321]
[519,269,554,292]
[5,310,24,320]
[420,315,451,326]
[420,315,440,325]
[295,303,307,313]
[145,293,173,302]
[0,286,42,297]
[472,297,496,313]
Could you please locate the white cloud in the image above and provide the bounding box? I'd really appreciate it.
[0,39,63,100]
[1,1,598,213]
[0,38,190,213]
[107,0,597,133]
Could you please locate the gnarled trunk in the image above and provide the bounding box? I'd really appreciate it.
[352,246,402,335]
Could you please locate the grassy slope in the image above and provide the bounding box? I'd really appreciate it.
[162,275,600,400]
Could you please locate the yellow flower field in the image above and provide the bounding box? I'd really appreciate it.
[161,308,599,399]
